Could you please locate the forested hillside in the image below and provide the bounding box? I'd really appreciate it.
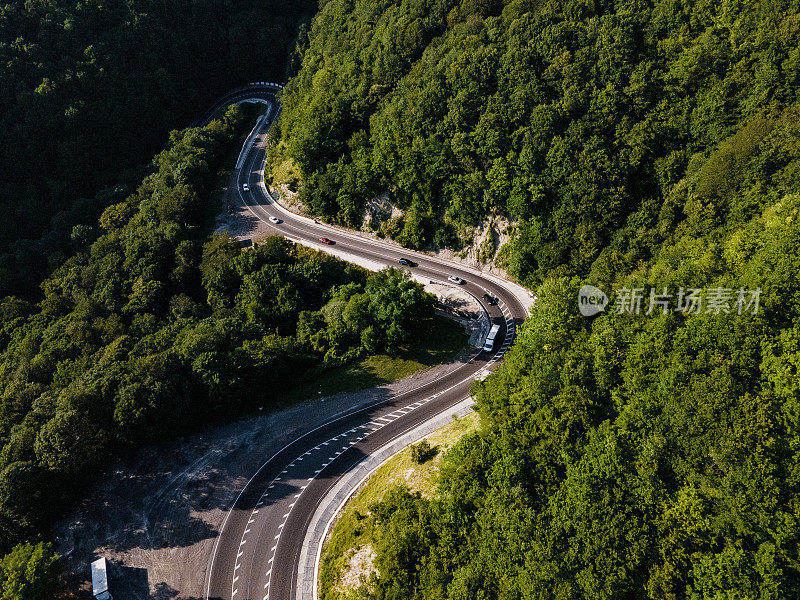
[272,0,799,282]
[0,105,436,592]
[0,0,316,295]
[285,0,800,598]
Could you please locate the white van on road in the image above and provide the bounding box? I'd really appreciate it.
[483,324,501,353]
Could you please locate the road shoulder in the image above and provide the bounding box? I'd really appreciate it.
[297,400,477,600]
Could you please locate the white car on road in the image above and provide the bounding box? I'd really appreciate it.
[269,216,282,224]
[448,275,466,285]
[242,183,250,192]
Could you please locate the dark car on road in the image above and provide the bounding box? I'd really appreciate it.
[483,293,498,306]
[398,258,417,267]
[319,237,335,245]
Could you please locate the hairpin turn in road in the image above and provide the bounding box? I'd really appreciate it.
[202,86,530,600]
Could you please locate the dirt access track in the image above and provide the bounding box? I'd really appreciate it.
[54,345,476,600]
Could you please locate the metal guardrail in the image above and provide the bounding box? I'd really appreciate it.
[194,83,285,127]
[247,82,285,89]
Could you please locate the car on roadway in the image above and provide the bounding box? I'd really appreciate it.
[242,183,250,192]
[319,237,335,245]
[448,275,466,285]
[269,216,282,224]
[483,293,498,306]
[398,258,417,267]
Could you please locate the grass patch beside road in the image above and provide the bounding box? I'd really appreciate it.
[283,315,469,406]
[267,140,302,190]
[318,411,480,600]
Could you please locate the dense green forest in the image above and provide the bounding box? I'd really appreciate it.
[282,0,800,598]
[0,0,316,296]
[4,0,800,596]
[271,0,800,282]
[0,106,435,596]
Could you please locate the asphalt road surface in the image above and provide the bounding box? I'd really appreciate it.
[204,92,529,600]
[195,84,280,127]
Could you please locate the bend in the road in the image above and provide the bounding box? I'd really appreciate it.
[204,91,529,600]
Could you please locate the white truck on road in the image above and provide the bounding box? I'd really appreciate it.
[91,558,113,600]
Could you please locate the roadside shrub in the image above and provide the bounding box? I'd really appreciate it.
[410,440,437,464]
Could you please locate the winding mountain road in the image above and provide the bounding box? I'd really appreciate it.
[202,85,530,600]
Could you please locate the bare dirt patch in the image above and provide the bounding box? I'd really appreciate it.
[214,182,271,241]
[336,544,376,595]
